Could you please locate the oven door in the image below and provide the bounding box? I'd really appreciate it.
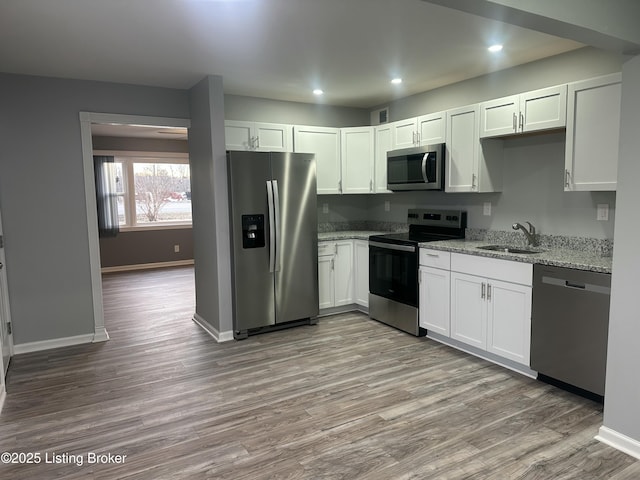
[369,241,418,307]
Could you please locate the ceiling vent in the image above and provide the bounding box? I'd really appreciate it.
[371,107,389,125]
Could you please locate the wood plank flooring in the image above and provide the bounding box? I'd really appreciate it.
[1,265,638,479]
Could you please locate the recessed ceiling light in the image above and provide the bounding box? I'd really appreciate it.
[488,44,503,53]
[313,89,324,95]
[391,78,403,85]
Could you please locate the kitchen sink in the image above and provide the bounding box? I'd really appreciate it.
[477,244,542,254]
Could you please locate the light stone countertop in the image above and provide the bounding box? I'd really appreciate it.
[420,239,613,274]
[318,231,385,242]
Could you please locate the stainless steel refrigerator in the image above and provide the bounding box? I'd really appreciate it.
[228,151,319,339]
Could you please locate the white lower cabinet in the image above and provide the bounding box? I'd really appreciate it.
[318,240,354,309]
[450,253,532,366]
[354,240,369,307]
[419,248,451,336]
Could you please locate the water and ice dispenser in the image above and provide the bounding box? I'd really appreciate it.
[241,214,265,249]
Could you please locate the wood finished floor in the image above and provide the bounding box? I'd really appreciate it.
[1,265,639,479]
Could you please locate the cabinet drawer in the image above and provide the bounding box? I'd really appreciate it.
[451,253,532,286]
[318,242,335,257]
[420,249,451,269]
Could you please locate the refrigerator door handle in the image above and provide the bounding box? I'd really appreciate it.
[266,180,276,272]
[272,180,281,272]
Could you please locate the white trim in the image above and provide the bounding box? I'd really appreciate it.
[14,333,95,355]
[80,112,191,347]
[192,313,234,343]
[596,426,640,460]
[101,259,194,274]
[118,224,192,233]
[93,327,110,343]
[94,150,189,159]
[0,387,6,415]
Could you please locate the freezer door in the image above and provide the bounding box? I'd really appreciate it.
[228,151,276,332]
[270,152,319,323]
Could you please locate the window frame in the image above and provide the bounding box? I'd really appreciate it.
[94,150,192,231]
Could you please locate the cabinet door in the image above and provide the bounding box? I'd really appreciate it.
[294,126,341,194]
[374,124,393,193]
[486,279,532,365]
[450,271,486,349]
[480,95,519,138]
[520,85,567,133]
[341,127,374,194]
[417,112,446,145]
[419,266,450,336]
[254,123,292,152]
[318,255,335,309]
[445,105,478,192]
[354,240,369,307]
[391,118,418,149]
[334,241,354,306]
[565,73,621,192]
[225,120,254,151]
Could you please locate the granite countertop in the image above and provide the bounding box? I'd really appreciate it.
[420,239,613,274]
[318,231,385,241]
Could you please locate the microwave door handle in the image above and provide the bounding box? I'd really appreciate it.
[422,153,432,183]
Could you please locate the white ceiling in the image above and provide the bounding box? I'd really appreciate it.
[1,0,584,111]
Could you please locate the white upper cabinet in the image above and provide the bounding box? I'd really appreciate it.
[374,124,393,193]
[564,73,622,192]
[294,125,341,195]
[480,85,567,138]
[225,120,293,151]
[446,104,503,193]
[390,113,445,149]
[417,111,446,145]
[391,118,419,149]
[341,126,374,194]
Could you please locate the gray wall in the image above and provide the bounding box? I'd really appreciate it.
[189,76,232,336]
[99,229,194,268]
[0,73,189,345]
[603,54,640,444]
[225,94,369,127]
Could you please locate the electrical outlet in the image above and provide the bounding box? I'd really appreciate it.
[384,201,390,212]
[174,244,180,253]
[483,202,491,216]
[322,203,329,214]
[597,204,609,221]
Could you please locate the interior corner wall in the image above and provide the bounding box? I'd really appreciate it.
[602,54,640,445]
[0,73,189,346]
[188,76,232,336]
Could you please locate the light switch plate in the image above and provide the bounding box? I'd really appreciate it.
[483,202,491,216]
[597,204,609,221]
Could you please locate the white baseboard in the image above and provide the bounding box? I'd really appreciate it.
[101,259,194,274]
[192,313,234,343]
[93,327,110,343]
[596,426,640,460]
[13,333,95,355]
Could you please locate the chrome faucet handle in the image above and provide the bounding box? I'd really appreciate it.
[525,221,536,234]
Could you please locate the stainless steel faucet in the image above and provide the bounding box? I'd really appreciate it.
[512,221,537,246]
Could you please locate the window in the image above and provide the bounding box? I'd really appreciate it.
[111,155,191,229]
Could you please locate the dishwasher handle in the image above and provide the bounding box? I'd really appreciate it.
[541,275,610,295]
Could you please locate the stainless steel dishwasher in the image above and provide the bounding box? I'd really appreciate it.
[531,264,611,397]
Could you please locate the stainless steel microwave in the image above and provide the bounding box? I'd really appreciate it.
[387,144,445,191]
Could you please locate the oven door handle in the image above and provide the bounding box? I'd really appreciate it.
[369,241,415,252]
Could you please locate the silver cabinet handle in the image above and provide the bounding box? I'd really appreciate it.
[338,180,342,193]
[519,112,524,131]
[416,132,421,145]
[370,179,373,192]
[565,169,571,188]
[513,112,517,131]
[487,283,492,301]
[330,258,334,270]
[472,173,477,190]
[481,282,486,299]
